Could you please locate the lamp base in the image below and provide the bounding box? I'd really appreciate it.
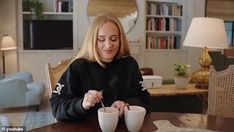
[191,68,209,89]
[190,47,212,89]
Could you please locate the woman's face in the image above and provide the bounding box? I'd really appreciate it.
[97,22,120,63]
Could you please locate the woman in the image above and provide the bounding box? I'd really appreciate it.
[50,13,150,121]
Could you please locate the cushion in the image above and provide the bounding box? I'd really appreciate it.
[0,115,9,126]
[0,72,5,80]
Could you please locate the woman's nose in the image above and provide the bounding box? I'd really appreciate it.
[104,39,113,48]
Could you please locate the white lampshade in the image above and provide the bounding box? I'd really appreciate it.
[0,34,17,51]
[183,17,228,49]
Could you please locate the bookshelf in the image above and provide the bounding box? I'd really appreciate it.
[145,0,183,50]
[22,0,74,50]
[22,0,73,20]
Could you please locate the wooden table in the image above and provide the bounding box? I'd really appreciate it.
[29,112,234,132]
[148,84,208,113]
[147,84,208,97]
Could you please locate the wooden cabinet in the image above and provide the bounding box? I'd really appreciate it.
[145,0,183,49]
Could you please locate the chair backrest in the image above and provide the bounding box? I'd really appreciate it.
[224,49,234,57]
[207,65,234,118]
[45,58,72,96]
[140,67,154,75]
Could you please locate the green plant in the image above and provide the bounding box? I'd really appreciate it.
[23,0,44,19]
[174,64,190,77]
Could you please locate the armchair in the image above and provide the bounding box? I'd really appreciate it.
[0,72,45,110]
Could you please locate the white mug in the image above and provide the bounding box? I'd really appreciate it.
[98,107,119,132]
[124,106,146,132]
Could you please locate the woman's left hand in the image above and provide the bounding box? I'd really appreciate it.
[111,101,127,117]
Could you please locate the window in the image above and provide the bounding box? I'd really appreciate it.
[224,21,234,46]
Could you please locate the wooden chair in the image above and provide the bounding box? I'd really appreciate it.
[140,67,154,75]
[45,58,72,96]
[224,49,234,57]
[207,65,234,118]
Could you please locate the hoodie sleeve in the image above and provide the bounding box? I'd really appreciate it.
[50,60,87,121]
[124,57,151,112]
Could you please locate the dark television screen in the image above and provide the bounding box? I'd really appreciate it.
[23,20,73,50]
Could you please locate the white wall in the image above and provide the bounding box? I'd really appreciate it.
[182,0,206,72]
[1,0,205,90]
[0,0,18,74]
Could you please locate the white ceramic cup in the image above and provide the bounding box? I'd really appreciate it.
[98,107,119,132]
[124,106,146,132]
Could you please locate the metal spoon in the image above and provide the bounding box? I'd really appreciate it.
[100,100,106,112]
[100,90,106,112]
[126,103,130,110]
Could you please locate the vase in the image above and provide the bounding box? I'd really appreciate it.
[174,76,190,89]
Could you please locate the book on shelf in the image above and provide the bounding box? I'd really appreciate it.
[54,0,73,13]
[147,18,181,32]
[146,35,180,49]
[145,1,183,50]
[147,2,182,16]
[68,0,73,12]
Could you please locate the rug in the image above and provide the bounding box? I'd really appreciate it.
[23,111,55,131]
[153,120,217,132]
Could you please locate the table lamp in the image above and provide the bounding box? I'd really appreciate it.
[183,17,228,89]
[0,34,17,74]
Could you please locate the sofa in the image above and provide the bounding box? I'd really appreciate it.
[0,115,9,127]
[0,72,45,110]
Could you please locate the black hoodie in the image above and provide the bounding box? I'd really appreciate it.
[50,56,150,121]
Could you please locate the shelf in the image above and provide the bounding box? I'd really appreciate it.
[147,0,182,4]
[22,0,74,50]
[23,11,73,15]
[144,48,187,52]
[146,31,181,35]
[146,15,182,19]
[145,0,183,50]
[18,49,76,53]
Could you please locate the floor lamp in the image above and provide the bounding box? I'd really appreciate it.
[0,34,17,74]
[183,17,228,89]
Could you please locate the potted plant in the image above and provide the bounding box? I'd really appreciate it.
[174,64,191,89]
[23,0,44,19]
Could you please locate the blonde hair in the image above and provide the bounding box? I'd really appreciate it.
[74,13,130,67]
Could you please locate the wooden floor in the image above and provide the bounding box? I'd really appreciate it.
[0,94,51,126]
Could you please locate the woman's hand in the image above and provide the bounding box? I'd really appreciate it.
[82,90,103,110]
[111,101,128,117]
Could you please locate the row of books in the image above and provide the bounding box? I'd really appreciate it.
[147,17,181,32]
[146,35,180,49]
[147,2,182,16]
[54,0,73,13]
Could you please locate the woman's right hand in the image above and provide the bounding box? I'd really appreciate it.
[82,90,103,110]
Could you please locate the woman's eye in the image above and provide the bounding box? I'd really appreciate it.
[110,37,119,41]
[98,38,105,42]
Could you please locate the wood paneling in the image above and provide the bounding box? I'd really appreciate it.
[87,0,137,18]
[207,0,234,20]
